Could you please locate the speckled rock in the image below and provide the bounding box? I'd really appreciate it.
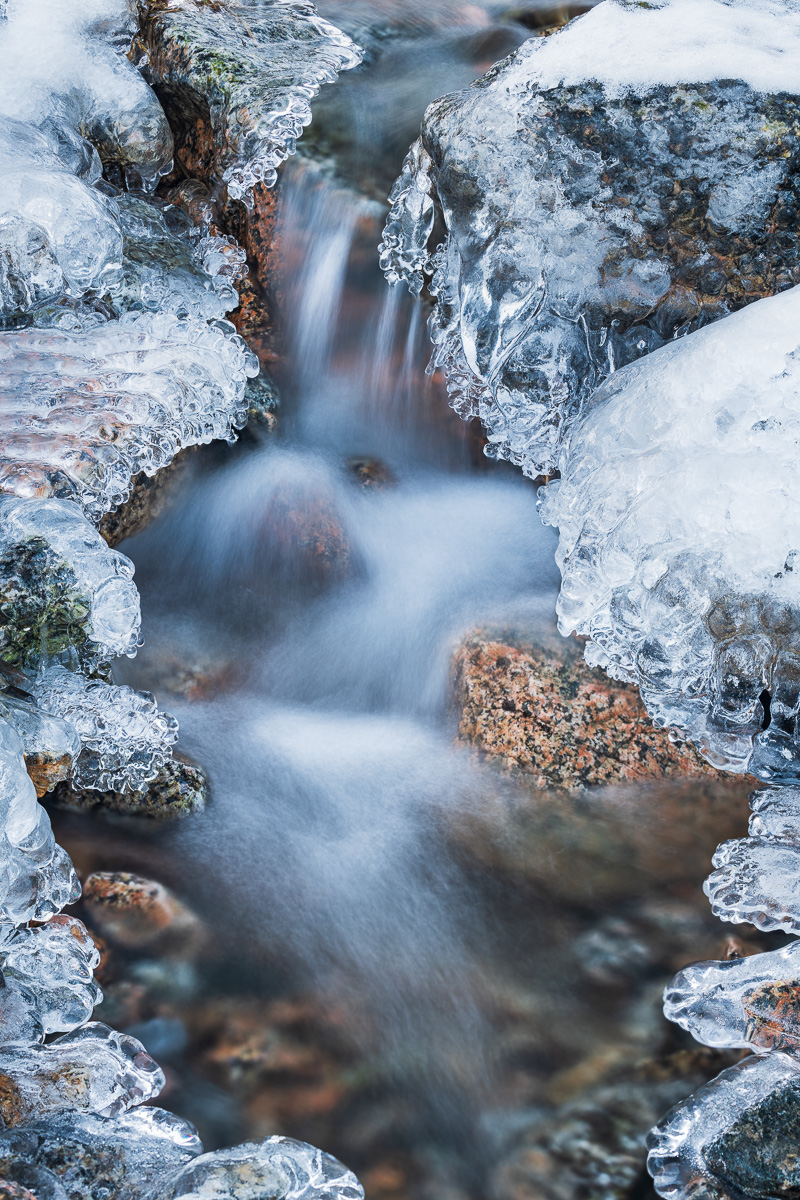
[493,1051,738,1200]
[48,755,207,821]
[81,872,204,956]
[704,1074,800,1200]
[98,451,197,549]
[453,626,720,788]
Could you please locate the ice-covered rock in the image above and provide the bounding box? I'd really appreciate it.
[0,496,140,669]
[648,1053,800,1200]
[664,939,800,1054]
[0,691,80,797]
[0,718,78,932]
[0,1022,164,1125]
[0,917,101,1041]
[382,0,800,476]
[33,667,178,794]
[0,314,258,522]
[539,285,800,780]
[150,1136,364,1200]
[136,0,363,200]
[0,1108,202,1200]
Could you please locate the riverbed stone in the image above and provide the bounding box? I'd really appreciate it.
[453,626,723,787]
[48,755,207,821]
[81,871,204,955]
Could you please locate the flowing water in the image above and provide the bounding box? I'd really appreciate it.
[45,13,737,1192]
[119,153,561,1107]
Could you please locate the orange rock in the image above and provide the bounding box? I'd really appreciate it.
[81,872,204,956]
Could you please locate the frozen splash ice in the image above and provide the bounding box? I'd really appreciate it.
[381,0,800,476]
[539,285,800,781]
[136,0,363,200]
[33,667,179,794]
[0,314,258,521]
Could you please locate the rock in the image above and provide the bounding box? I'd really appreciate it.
[381,1,800,476]
[136,0,361,365]
[452,626,724,788]
[97,452,197,549]
[493,1051,738,1200]
[49,753,207,822]
[81,872,205,956]
[647,1052,800,1200]
[347,457,395,490]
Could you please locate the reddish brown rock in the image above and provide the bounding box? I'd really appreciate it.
[82,871,204,956]
[453,627,723,788]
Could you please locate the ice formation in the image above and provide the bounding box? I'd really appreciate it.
[538,285,800,781]
[33,667,178,793]
[664,936,800,1052]
[151,1136,365,1200]
[381,0,800,476]
[136,0,363,200]
[647,1053,800,1200]
[0,496,140,668]
[0,315,258,521]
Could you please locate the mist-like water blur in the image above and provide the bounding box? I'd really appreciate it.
[121,38,561,1132]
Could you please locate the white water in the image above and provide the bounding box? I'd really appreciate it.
[120,162,560,1119]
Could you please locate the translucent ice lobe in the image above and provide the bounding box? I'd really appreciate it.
[0,1022,164,1125]
[0,916,101,1037]
[664,940,800,1053]
[647,1054,800,1200]
[0,717,78,929]
[151,1135,365,1200]
[137,0,363,201]
[0,314,258,521]
[538,285,800,778]
[0,495,140,667]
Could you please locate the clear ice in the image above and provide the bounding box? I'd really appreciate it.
[0,0,368,1192]
[381,0,800,477]
[136,0,363,199]
[538,285,800,781]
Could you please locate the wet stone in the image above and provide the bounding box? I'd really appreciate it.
[48,755,207,821]
[81,871,204,955]
[705,1076,800,1200]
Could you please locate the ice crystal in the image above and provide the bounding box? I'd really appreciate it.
[0,718,78,931]
[664,938,800,1053]
[0,496,140,668]
[0,1108,202,1200]
[381,0,800,476]
[0,1022,164,1125]
[0,314,258,521]
[34,667,178,794]
[136,0,363,200]
[0,916,101,1040]
[647,1053,800,1200]
[539,286,800,779]
[151,1135,365,1200]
